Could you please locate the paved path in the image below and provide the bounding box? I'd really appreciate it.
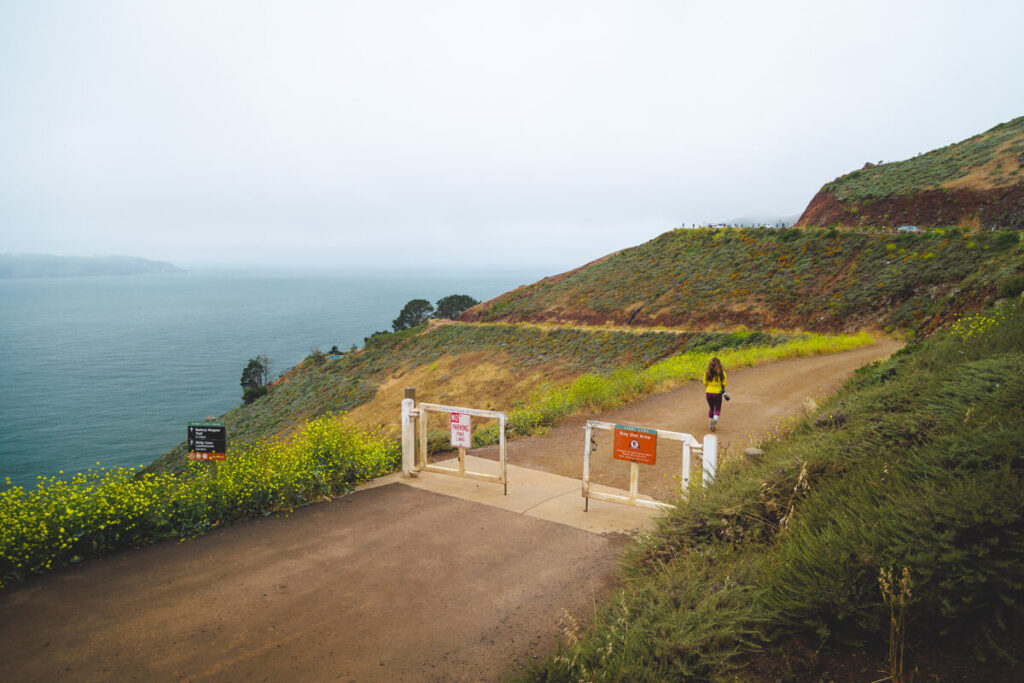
[0,339,901,681]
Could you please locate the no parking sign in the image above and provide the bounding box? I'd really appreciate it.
[450,412,472,449]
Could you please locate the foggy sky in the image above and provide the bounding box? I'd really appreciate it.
[1,1,1022,269]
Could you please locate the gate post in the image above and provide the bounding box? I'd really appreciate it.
[401,398,415,476]
[582,422,593,510]
[702,434,718,486]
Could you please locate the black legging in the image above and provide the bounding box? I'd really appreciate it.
[706,392,722,418]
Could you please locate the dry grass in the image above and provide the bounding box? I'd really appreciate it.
[345,349,577,436]
[943,138,1024,191]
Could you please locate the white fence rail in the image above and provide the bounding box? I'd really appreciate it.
[401,399,508,495]
[582,420,717,512]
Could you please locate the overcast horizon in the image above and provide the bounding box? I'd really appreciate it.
[2,1,1023,270]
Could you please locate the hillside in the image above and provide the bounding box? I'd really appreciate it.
[147,225,1024,475]
[462,227,1024,335]
[146,324,810,474]
[797,115,1024,229]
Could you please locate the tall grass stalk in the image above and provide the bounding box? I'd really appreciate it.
[878,566,912,683]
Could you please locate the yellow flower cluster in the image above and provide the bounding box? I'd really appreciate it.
[0,414,399,588]
[952,310,1008,341]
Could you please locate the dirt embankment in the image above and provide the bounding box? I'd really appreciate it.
[796,183,1024,229]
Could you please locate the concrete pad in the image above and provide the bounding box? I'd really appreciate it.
[381,455,667,535]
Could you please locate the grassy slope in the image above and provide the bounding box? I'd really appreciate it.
[147,324,797,475]
[521,299,1024,681]
[468,227,1024,334]
[822,116,1024,201]
[150,228,1024,474]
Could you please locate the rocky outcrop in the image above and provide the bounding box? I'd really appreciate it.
[797,183,1024,229]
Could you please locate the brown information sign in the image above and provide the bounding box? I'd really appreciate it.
[613,425,657,465]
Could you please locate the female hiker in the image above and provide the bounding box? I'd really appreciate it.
[703,357,727,431]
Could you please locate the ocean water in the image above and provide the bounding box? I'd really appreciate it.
[0,267,549,489]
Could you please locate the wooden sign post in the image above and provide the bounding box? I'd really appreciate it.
[450,412,472,474]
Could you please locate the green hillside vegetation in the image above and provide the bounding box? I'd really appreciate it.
[521,298,1024,681]
[469,227,1023,334]
[147,324,810,475]
[823,116,1024,201]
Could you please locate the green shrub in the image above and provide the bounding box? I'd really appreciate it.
[242,385,268,404]
[998,273,1024,298]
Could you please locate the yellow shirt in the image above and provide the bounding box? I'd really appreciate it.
[703,371,727,394]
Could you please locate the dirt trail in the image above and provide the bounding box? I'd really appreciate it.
[470,338,903,499]
[0,339,901,681]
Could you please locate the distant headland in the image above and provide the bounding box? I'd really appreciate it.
[0,254,183,278]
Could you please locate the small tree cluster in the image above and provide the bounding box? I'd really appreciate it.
[240,354,272,404]
[434,294,478,320]
[392,299,434,331]
[391,294,479,331]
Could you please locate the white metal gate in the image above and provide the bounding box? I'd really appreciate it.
[401,399,508,495]
[582,420,717,511]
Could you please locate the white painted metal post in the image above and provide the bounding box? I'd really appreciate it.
[702,434,718,487]
[582,422,593,510]
[401,398,414,476]
[499,414,507,495]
